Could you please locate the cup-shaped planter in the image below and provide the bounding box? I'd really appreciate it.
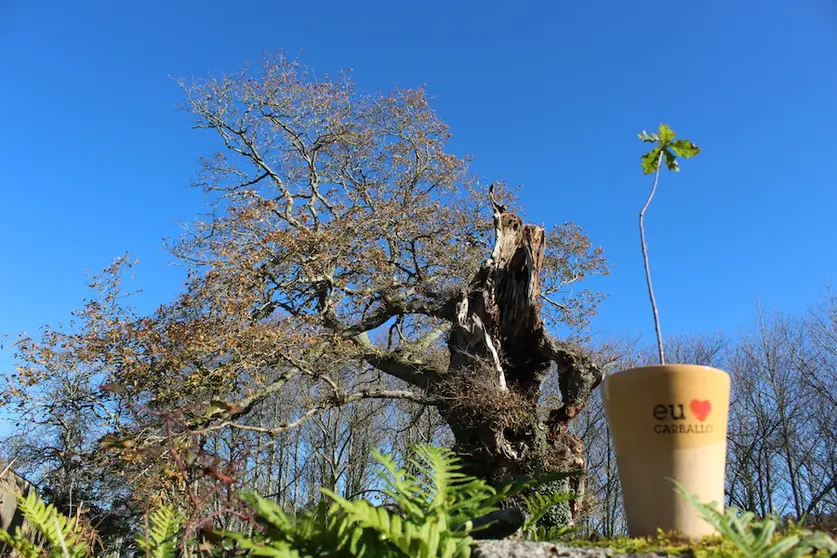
[600,364,731,539]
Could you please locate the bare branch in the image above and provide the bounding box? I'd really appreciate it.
[409,324,451,353]
[540,332,604,428]
[540,294,569,312]
[199,369,299,424]
[354,332,444,389]
[203,389,441,436]
[325,291,456,337]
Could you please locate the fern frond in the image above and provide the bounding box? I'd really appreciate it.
[791,531,837,557]
[220,492,387,557]
[322,490,407,553]
[0,527,42,558]
[520,490,575,537]
[673,479,837,558]
[372,448,427,521]
[222,445,579,558]
[14,490,88,558]
[410,445,467,512]
[218,531,303,557]
[238,490,298,543]
[327,486,471,558]
[135,505,181,558]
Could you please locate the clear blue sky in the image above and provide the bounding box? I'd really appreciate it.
[1,0,836,380]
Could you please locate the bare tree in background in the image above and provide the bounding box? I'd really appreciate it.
[725,301,836,521]
[798,290,837,519]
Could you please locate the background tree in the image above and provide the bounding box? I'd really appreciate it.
[801,288,837,520]
[725,301,837,521]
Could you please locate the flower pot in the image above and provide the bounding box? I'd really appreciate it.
[600,364,731,539]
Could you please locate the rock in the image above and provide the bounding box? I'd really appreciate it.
[0,466,34,534]
[472,540,675,558]
[471,508,526,539]
[0,465,41,555]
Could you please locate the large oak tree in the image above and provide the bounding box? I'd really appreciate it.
[2,52,609,524]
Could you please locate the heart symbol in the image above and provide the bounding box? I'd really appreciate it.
[690,399,712,422]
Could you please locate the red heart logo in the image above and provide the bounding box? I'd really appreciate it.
[690,399,712,422]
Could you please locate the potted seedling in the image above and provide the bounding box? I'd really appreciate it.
[600,124,731,539]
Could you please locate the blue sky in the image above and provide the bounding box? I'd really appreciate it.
[1,0,836,383]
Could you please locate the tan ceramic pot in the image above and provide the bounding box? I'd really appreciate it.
[600,364,731,539]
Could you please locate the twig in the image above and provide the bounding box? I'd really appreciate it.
[639,150,666,365]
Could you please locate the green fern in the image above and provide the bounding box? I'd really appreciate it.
[219,444,580,557]
[0,490,91,558]
[343,445,579,554]
[0,491,191,558]
[0,527,42,558]
[519,490,577,541]
[135,505,182,558]
[219,494,388,557]
[219,445,478,557]
[372,445,495,531]
[673,480,837,558]
[324,491,469,558]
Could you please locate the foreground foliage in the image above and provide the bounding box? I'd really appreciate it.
[0,490,92,557]
[674,482,837,558]
[572,484,837,558]
[1,445,834,557]
[135,505,182,558]
[219,444,575,557]
[0,445,575,557]
[572,524,837,558]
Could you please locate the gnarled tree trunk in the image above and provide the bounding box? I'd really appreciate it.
[435,186,603,525]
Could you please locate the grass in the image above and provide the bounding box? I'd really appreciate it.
[563,524,837,557]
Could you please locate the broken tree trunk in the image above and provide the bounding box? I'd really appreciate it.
[436,185,603,526]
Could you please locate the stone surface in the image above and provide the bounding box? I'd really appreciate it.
[473,540,674,558]
[1,468,27,554]
[0,466,34,533]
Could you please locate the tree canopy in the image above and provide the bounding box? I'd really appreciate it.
[1,51,609,518]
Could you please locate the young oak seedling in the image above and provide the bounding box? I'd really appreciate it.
[637,124,701,365]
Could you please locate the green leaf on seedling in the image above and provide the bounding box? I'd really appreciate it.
[641,147,662,174]
[638,131,658,143]
[663,148,679,172]
[658,123,675,143]
[670,139,701,158]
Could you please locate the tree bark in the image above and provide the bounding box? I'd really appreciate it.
[433,186,603,526]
